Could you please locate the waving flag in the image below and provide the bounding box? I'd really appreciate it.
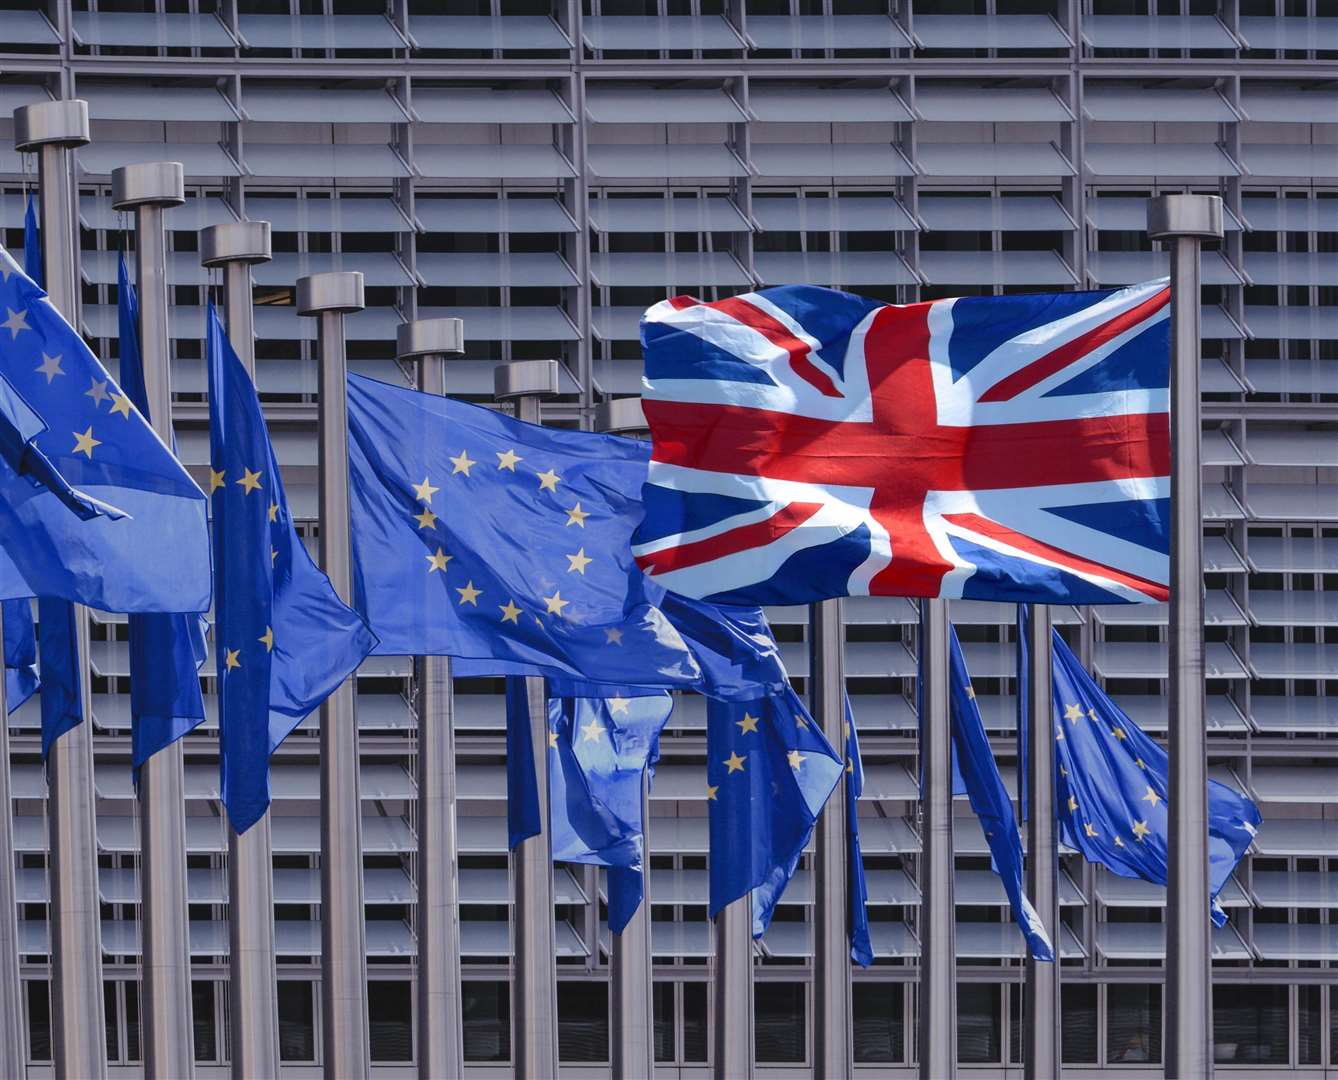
[845,697,873,966]
[2,598,37,713]
[632,282,1171,606]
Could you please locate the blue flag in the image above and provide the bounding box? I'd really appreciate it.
[707,687,843,937]
[207,304,377,832]
[2,597,37,712]
[0,247,211,613]
[844,696,873,967]
[23,194,41,287]
[117,254,207,769]
[947,624,1055,961]
[1050,627,1261,926]
[504,676,543,850]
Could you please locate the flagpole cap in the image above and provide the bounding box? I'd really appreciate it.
[201,221,272,268]
[396,318,465,361]
[296,271,364,316]
[494,359,560,400]
[111,162,185,210]
[1146,195,1223,241]
[13,99,90,151]
[595,397,648,435]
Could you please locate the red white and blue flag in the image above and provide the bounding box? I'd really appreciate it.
[630,282,1171,606]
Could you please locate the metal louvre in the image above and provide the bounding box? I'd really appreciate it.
[414,144,576,180]
[1083,85,1237,122]
[915,85,1071,122]
[918,195,1072,231]
[418,196,574,233]
[1084,142,1240,177]
[743,15,912,51]
[748,85,913,123]
[1082,15,1237,50]
[3,10,59,45]
[1089,196,1243,232]
[918,250,1076,285]
[1241,197,1338,232]
[586,143,746,179]
[1241,86,1338,124]
[585,85,745,124]
[1087,250,1240,286]
[589,195,750,233]
[755,250,917,286]
[1243,145,1338,179]
[1237,16,1338,49]
[750,143,915,178]
[581,15,747,52]
[912,14,1071,50]
[588,251,749,287]
[241,85,408,124]
[245,143,409,180]
[915,142,1075,177]
[413,87,573,125]
[70,11,232,49]
[237,14,406,51]
[407,16,571,51]
[80,82,237,123]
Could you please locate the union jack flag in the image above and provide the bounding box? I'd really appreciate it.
[630,281,1172,606]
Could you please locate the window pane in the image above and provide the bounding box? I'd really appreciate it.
[653,982,675,1063]
[1009,983,1021,1065]
[853,982,904,1063]
[682,982,707,1063]
[755,982,806,1063]
[277,981,316,1062]
[124,981,141,1063]
[957,984,1002,1064]
[104,980,120,1063]
[1214,984,1288,1065]
[368,980,413,1062]
[27,980,51,1063]
[1062,984,1098,1064]
[192,981,217,1063]
[463,980,510,1063]
[558,982,608,1062]
[1108,984,1161,1064]
[1298,985,1320,1066]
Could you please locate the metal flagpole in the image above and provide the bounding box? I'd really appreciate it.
[811,597,851,1078]
[494,360,562,1079]
[14,98,107,1080]
[201,220,281,1080]
[713,893,753,1079]
[1023,604,1059,1079]
[918,598,955,1080]
[396,318,467,1080]
[594,397,656,1080]
[0,605,23,1080]
[1148,194,1222,1080]
[111,161,195,1080]
[297,272,371,1079]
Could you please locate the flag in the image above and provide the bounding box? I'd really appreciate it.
[947,623,1054,960]
[0,246,211,613]
[23,194,41,287]
[207,304,377,832]
[2,598,37,712]
[631,282,1171,607]
[1050,627,1261,926]
[117,254,207,770]
[505,676,543,850]
[845,696,873,967]
[707,687,843,937]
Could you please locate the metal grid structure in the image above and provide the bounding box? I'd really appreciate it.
[1,0,1335,1073]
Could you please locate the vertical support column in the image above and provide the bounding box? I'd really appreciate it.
[812,597,851,1079]
[396,319,467,1080]
[14,98,107,1080]
[713,894,753,1079]
[111,161,194,1080]
[0,606,22,1080]
[918,599,955,1080]
[594,397,656,1080]
[1023,604,1060,1080]
[1148,194,1222,1080]
[297,272,371,1080]
[201,221,280,1080]
[494,360,562,1080]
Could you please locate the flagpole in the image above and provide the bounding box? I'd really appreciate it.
[1148,194,1223,1080]
[918,598,955,1080]
[397,318,467,1080]
[713,892,753,1079]
[494,360,562,1079]
[595,397,656,1080]
[297,272,371,1079]
[811,597,851,1078]
[1023,603,1059,1078]
[110,161,195,1080]
[0,606,24,1080]
[200,220,281,1080]
[14,98,107,1080]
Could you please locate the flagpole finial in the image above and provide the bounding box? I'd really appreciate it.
[595,396,647,435]
[1146,194,1224,241]
[296,270,364,316]
[495,358,560,400]
[396,317,464,361]
[110,161,185,210]
[201,220,272,267]
[13,99,89,150]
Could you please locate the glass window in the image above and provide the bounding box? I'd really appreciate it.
[192,981,217,1063]
[557,981,608,1062]
[1214,984,1289,1065]
[104,981,120,1064]
[463,980,510,1063]
[682,982,708,1063]
[27,980,51,1063]
[853,982,904,1063]
[957,984,1002,1064]
[278,981,316,1062]
[653,982,675,1063]
[755,982,806,1063]
[368,980,413,1062]
[124,981,141,1063]
[1108,984,1161,1064]
[1062,984,1098,1064]
[1298,985,1320,1066]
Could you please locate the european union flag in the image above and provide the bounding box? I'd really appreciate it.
[117,254,207,769]
[845,697,873,967]
[207,305,377,832]
[1050,627,1260,926]
[23,193,40,287]
[707,687,843,937]
[2,596,37,712]
[947,624,1054,961]
[0,246,211,613]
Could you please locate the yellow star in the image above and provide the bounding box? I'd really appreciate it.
[412,476,438,504]
[1059,764,1069,777]
[236,467,263,494]
[414,507,438,530]
[499,599,522,624]
[1087,707,1099,721]
[565,502,588,528]
[1067,795,1078,812]
[268,502,280,524]
[1056,726,1065,741]
[543,590,569,616]
[536,468,560,492]
[271,548,278,563]
[581,717,606,742]
[787,749,806,771]
[1135,757,1147,769]
[842,721,850,740]
[109,391,133,419]
[608,696,631,716]
[1111,727,1127,740]
[1113,835,1125,848]
[604,627,623,645]
[259,626,274,652]
[565,548,592,575]
[547,730,559,749]
[208,468,226,493]
[1063,703,1085,722]
[496,448,522,471]
[426,548,452,574]
[1083,822,1099,838]
[1142,786,1162,808]
[736,712,760,735]
[965,685,976,700]
[71,427,101,458]
[723,751,746,774]
[2,308,30,339]
[706,784,718,801]
[224,648,241,672]
[456,580,481,605]
[846,759,854,775]
[796,715,809,729]
[35,351,63,382]
[449,450,476,476]
[1132,820,1151,842]
[85,379,110,407]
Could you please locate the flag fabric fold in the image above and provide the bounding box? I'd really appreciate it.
[2,598,37,712]
[845,696,874,967]
[207,304,377,832]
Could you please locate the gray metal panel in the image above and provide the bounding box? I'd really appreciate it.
[1085,142,1240,177]
[2,10,59,44]
[238,14,404,50]
[1247,644,1338,681]
[588,196,749,233]
[1246,483,1338,522]
[1243,144,1338,179]
[918,250,1077,286]
[913,14,1070,49]
[585,85,745,124]
[76,141,239,177]
[1249,590,1338,627]
[70,11,232,48]
[748,85,913,123]
[1250,925,1338,963]
[413,87,572,124]
[247,196,410,233]
[1248,429,1338,468]
[1253,819,1338,857]
[1082,14,1237,50]
[1092,589,1247,628]
[587,251,749,287]
[1249,766,1337,804]
[407,16,571,50]
[1244,252,1338,287]
[1249,698,1338,734]
[755,250,917,286]
[1251,871,1338,909]
[417,197,574,234]
[587,143,745,179]
[414,144,575,180]
[1091,640,1248,680]
[259,252,413,288]
[82,82,237,122]
[1094,923,1251,961]
[1246,537,1338,574]
[915,85,1070,122]
[752,195,917,233]
[1246,357,1338,398]
[1242,86,1338,124]
[1087,250,1239,286]
[1242,197,1338,232]
[418,306,578,342]
[915,142,1074,177]
[242,84,407,123]
[76,193,234,232]
[1095,871,1249,909]
[0,85,50,117]
[245,142,409,179]
[1238,15,1338,48]
[744,15,912,50]
[1089,196,1242,232]
[590,307,643,342]
[581,15,746,51]
[918,195,1072,232]
[751,143,915,178]
[1084,85,1236,122]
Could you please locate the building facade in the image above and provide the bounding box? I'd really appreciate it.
[0,0,1335,1074]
